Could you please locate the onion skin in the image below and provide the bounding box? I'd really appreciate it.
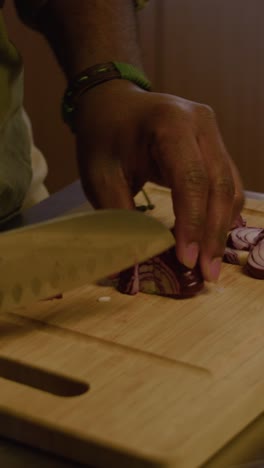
[118,246,204,299]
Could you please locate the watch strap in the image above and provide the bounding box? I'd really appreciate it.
[62,61,151,131]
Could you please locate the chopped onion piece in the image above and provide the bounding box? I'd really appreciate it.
[118,247,204,299]
[246,237,264,279]
[223,247,249,266]
[227,227,263,251]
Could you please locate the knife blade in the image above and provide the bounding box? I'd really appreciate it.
[0,209,175,313]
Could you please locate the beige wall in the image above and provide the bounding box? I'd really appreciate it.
[3,0,263,193]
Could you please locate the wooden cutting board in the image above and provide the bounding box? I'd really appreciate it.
[0,183,263,468]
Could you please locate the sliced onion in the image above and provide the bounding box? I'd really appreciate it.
[118,247,204,298]
[246,237,264,279]
[117,213,264,297]
[117,264,139,295]
[227,227,263,251]
[255,230,264,244]
[223,247,249,266]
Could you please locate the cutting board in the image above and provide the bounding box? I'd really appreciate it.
[0,183,263,468]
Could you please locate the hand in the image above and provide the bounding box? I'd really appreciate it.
[74,80,244,282]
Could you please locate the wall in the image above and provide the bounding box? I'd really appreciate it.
[155,0,264,192]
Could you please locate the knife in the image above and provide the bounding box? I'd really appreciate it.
[0,209,175,313]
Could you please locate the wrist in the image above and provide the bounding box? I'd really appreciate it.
[62,61,151,131]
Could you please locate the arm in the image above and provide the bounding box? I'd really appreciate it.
[15,0,144,77]
[15,0,244,282]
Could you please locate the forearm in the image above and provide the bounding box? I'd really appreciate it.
[17,0,144,80]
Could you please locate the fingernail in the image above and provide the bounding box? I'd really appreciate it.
[183,242,199,269]
[208,257,222,282]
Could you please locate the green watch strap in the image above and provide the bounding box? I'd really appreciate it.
[62,61,152,131]
[134,0,149,10]
[113,61,151,92]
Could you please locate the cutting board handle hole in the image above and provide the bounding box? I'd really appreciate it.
[0,357,89,397]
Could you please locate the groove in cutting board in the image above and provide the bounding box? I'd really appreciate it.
[0,355,89,397]
[10,313,212,378]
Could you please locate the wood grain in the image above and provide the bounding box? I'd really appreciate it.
[0,183,263,467]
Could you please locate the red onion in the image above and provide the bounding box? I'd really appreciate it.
[255,230,264,244]
[118,264,139,295]
[246,237,264,279]
[118,246,204,298]
[223,247,249,266]
[227,227,263,251]
[118,212,264,298]
[224,223,264,279]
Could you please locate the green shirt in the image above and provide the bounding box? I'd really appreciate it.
[0,8,32,222]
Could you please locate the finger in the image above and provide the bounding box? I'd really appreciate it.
[198,128,237,282]
[229,158,245,225]
[154,129,209,269]
[78,151,135,210]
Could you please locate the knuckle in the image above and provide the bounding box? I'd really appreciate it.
[196,103,216,119]
[213,176,235,197]
[186,209,206,231]
[195,103,216,127]
[150,103,191,140]
[183,167,209,194]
